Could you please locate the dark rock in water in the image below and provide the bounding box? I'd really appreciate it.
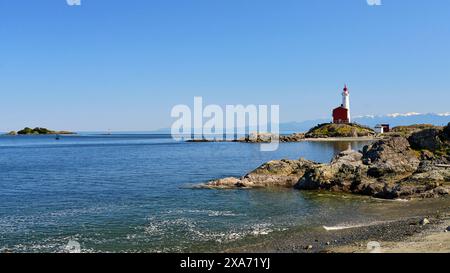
[295,150,368,191]
[239,132,306,143]
[188,132,306,143]
[409,128,444,151]
[16,127,75,135]
[280,133,306,142]
[204,177,242,189]
[203,158,318,189]
[295,165,334,190]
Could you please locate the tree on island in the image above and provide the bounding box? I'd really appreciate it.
[16,127,74,135]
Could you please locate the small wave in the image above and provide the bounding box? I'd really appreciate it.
[141,216,279,246]
[323,220,393,231]
[0,204,132,234]
[164,209,243,217]
[323,224,365,231]
[389,198,410,202]
[371,197,410,202]
[4,235,96,253]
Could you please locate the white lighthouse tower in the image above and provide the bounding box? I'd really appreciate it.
[342,85,351,123]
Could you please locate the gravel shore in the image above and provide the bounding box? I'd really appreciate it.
[224,209,450,253]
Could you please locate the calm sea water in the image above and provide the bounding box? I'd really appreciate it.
[0,134,445,253]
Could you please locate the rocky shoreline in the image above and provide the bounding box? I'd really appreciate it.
[187,132,307,143]
[332,216,450,253]
[201,123,450,200]
[224,211,450,253]
[187,123,379,143]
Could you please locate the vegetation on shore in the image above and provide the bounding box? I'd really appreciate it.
[7,127,75,135]
[407,124,450,160]
[388,124,442,137]
[305,123,375,138]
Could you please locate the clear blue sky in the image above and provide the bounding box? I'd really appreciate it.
[1,0,449,131]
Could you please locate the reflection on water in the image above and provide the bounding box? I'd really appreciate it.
[302,141,369,164]
[311,141,367,157]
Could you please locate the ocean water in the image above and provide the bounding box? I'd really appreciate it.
[0,134,445,253]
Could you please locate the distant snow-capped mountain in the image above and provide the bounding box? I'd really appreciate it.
[280,113,450,133]
[352,112,450,128]
[155,113,450,134]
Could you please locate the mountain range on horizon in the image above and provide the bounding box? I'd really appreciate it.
[279,112,450,133]
[153,112,450,134]
[3,112,448,135]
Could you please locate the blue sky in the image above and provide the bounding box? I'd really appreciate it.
[1,0,449,131]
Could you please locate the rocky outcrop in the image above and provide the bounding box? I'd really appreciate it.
[280,133,306,142]
[305,123,375,138]
[187,132,306,143]
[296,136,448,199]
[362,137,420,178]
[204,177,243,189]
[295,150,368,192]
[389,124,440,138]
[408,128,444,151]
[16,127,75,135]
[239,133,305,143]
[407,123,450,164]
[202,124,450,199]
[203,158,318,189]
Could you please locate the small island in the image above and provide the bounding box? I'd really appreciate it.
[6,127,75,135]
[305,123,375,138]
